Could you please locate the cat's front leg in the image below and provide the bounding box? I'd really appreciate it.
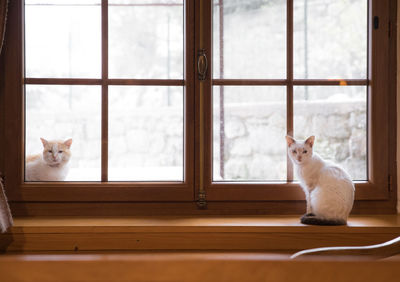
[304,190,312,214]
[299,183,313,214]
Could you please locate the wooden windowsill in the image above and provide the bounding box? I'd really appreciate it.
[2,215,400,281]
[9,214,400,231]
[2,215,400,253]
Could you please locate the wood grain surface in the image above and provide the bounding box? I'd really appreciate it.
[1,215,400,253]
[1,252,400,282]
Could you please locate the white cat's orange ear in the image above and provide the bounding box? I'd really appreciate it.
[286,136,296,147]
[40,138,48,147]
[305,136,315,147]
[64,139,73,148]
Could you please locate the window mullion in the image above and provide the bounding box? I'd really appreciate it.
[218,0,225,180]
[101,0,109,182]
[286,0,294,182]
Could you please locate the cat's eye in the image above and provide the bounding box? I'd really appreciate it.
[303,150,308,154]
[292,150,297,154]
[47,150,52,153]
[58,151,63,154]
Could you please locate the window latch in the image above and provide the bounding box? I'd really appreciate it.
[197,49,208,81]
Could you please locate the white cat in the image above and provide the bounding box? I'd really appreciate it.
[25,138,73,181]
[286,135,355,225]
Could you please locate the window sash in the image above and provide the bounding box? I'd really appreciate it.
[24,0,191,184]
[197,0,391,202]
[4,0,195,201]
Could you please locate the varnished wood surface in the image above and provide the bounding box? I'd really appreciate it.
[8,200,397,217]
[24,78,185,85]
[9,215,400,230]
[101,0,108,182]
[211,79,369,86]
[1,252,400,282]
[2,215,400,253]
[286,0,294,181]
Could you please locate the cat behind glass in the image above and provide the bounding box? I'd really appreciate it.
[25,138,73,181]
[286,135,354,225]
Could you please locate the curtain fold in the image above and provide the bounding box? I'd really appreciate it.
[0,0,13,233]
[0,0,8,54]
[0,178,12,233]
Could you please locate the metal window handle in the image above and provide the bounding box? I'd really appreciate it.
[197,49,208,81]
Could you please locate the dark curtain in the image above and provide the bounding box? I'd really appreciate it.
[0,0,8,54]
[0,0,12,233]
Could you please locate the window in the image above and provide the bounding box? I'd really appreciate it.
[199,0,395,203]
[1,0,396,214]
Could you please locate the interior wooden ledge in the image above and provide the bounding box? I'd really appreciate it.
[1,252,400,282]
[2,215,400,253]
[1,215,400,281]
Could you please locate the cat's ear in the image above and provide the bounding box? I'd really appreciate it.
[305,136,315,147]
[64,139,73,148]
[285,136,296,147]
[40,138,48,147]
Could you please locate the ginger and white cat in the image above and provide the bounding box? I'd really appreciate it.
[25,138,73,181]
[286,135,354,225]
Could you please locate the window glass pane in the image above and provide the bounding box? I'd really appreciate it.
[108,86,184,181]
[25,85,102,181]
[294,0,367,79]
[109,0,184,79]
[293,86,367,180]
[25,0,101,78]
[213,0,286,79]
[213,86,286,181]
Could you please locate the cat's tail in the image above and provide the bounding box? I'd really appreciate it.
[300,214,346,226]
[291,236,400,259]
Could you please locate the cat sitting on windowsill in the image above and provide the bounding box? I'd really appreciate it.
[25,138,73,181]
[286,135,355,226]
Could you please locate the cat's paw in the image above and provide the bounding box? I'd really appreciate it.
[300,213,315,221]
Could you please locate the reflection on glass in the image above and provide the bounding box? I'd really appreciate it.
[293,86,367,180]
[108,86,183,181]
[109,0,184,79]
[213,86,286,181]
[25,0,101,78]
[25,85,102,181]
[213,0,286,79]
[294,0,367,79]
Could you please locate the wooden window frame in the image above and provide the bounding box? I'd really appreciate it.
[196,0,397,204]
[2,0,196,202]
[0,0,397,215]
